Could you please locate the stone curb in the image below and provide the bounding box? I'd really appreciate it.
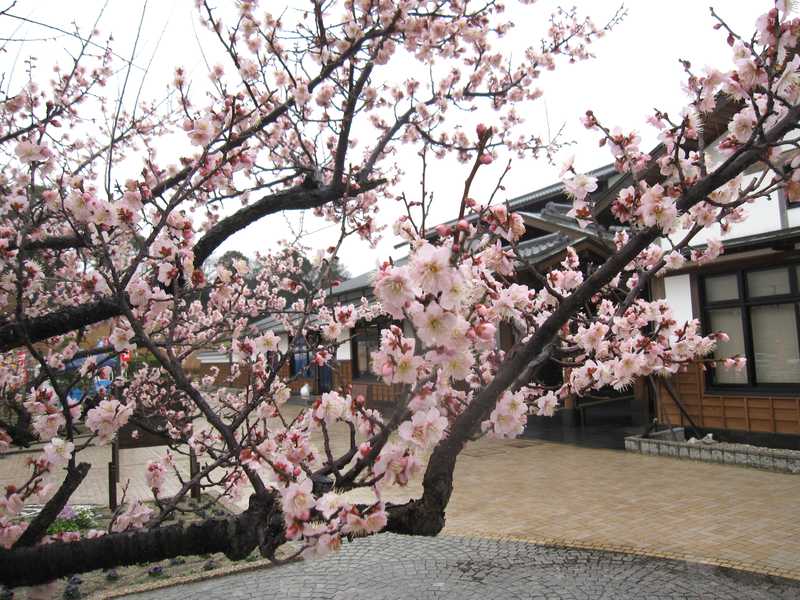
[95,557,280,600]
[624,433,800,474]
[446,528,800,582]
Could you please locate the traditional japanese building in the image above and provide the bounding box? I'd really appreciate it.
[196,95,800,449]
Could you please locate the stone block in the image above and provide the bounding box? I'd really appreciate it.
[649,427,685,441]
[773,456,788,473]
[758,453,773,470]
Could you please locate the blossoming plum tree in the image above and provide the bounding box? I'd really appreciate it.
[1,0,798,592]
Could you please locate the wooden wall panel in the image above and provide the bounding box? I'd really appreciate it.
[657,364,800,436]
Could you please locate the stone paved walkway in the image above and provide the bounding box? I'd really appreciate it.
[2,421,800,579]
[119,534,800,600]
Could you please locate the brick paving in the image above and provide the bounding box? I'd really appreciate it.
[119,534,800,600]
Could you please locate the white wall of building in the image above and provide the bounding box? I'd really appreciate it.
[787,207,800,228]
[663,274,695,326]
[667,189,782,248]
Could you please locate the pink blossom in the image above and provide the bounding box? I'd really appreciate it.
[563,173,598,201]
[729,109,756,143]
[44,437,74,466]
[14,140,48,164]
[302,531,342,558]
[412,302,456,347]
[281,478,314,522]
[0,428,10,453]
[112,500,153,532]
[312,392,348,424]
[0,493,23,517]
[145,460,167,492]
[315,492,345,520]
[373,443,422,487]
[33,412,65,441]
[0,517,27,548]
[85,400,134,444]
[410,243,453,295]
[398,408,449,449]
[535,392,559,417]
[373,265,418,319]
[188,118,215,146]
[294,83,311,108]
[344,505,388,536]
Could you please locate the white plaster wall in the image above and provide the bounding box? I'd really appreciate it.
[663,274,695,326]
[788,207,800,228]
[668,190,782,248]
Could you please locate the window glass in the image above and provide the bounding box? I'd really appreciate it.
[705,274,739,303]
[751,304,800,383]
[747,268,790,298]
[353,322,383,378]
[291,338,310,376]
[708,308,748,384]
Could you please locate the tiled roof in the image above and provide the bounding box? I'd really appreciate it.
[515,232,573,260]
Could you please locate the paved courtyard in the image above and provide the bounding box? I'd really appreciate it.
[2,417,800,582]
[119,534,800,600]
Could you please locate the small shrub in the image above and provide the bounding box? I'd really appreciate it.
[147,565,164,578]
[46,507,96,535]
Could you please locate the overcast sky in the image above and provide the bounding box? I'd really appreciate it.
[1,1,768,278]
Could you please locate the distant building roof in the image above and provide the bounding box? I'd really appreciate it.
[330,267,376,296]
[507,162,618,212]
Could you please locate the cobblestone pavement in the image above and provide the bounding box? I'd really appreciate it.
[120,534,800,600]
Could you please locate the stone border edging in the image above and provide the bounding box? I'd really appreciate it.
[445,529,800,582]
[95,557,280,600]
[624,432,800,474]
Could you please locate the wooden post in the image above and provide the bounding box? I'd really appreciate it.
[111,439,120,483]
[108,461,118,511]
[108,439,121,510]
[190,448,201,500]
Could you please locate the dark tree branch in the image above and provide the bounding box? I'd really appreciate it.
[6,235,87,253]
[193,178,384,267]
[0,493,283,588]
[0,179,385,353]
[0,297,122,353]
